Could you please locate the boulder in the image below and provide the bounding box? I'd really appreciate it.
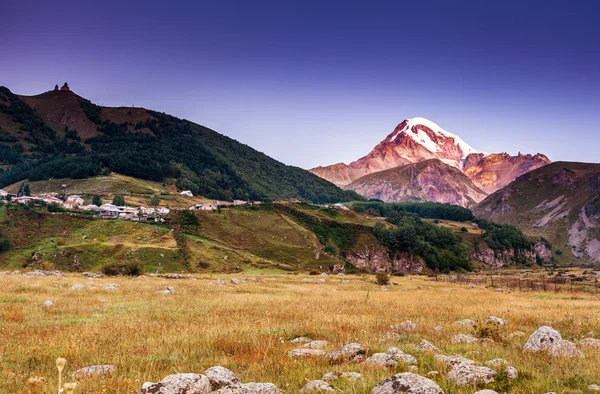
[299,380,334,393]
[483,359,508,369]
[370,372,444,394]
[505,366,518,380]
[139,373,211,394]
[473,391,498,394]
[523,326,581,358]
[588,385,600,391]
[103,284,121,290]
[231,278,246,285]
[393,320,417,332]
[289,337,312,343]
[446,362,497,385]
[43,300,54,307]
[365,353,399,368]
[579,338,600,349]
[211,382,281,394]
[325,343,365,362]
[386,347,417,364]
[321,372,362,382]
[72,365,116,378]
[204,366,240,390]
[317,279,326,284]
[157,286,176,295]
[507,331,525,340]
[433,354,474,368]
[71,284,85,290]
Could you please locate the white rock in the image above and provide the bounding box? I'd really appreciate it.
[579,338,600,349]
[588,385,600,391]
[450,334,479,344]
[103,283,121,290]
[393,320,417,332]
[483,359,508,368]
[326,343,365,362]
[289,337,312,343]
[453,319,476,327]
[71,284,86,290]
[505,366,518,380]
[485,316,507,325]
[473,391,498,394]
[43,300,54,307]
[415,340,439,353]
[288,348,326,358]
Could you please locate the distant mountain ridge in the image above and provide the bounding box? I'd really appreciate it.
[0,85,360,203]
[310,117,550,204]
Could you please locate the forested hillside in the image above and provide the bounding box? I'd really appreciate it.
[0,87,360,203]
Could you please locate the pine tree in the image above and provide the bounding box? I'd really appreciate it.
[92,194,102,206]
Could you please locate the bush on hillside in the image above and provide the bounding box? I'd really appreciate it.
[102,263,141,276]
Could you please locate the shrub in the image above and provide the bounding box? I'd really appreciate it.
[375,272,390,285]
[460,226,468,232]
[102,263,142,276]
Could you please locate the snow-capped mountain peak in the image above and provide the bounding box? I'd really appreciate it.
[390,117,478,160]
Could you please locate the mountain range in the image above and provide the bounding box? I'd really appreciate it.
[0,85,359,203]
[310,117,550,206]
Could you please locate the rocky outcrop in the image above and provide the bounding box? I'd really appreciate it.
[346,248,429,274]
[139,373,211,394]
[446,362,497,385]
[472,241,551,268]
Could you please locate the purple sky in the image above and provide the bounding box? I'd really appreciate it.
[2,0,599,168]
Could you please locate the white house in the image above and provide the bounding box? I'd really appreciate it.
[180,190,193,197]
[333,203,350,211]
[64,195,84,209]
[233,200,248,206]
[0,190,7,197]
[157,207,170,215]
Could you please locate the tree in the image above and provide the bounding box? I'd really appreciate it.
[92,194,102,206]
[149,194,161,207]
[112,194,125,206]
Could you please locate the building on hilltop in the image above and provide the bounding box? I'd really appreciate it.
[54,84,59,91]
[60,82,70,91]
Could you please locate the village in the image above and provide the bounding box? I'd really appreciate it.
[0,186,350,222]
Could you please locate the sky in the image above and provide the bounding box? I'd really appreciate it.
[2,0,599,168]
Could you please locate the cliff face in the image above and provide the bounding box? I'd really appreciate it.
[472,241,552,269]
[345,248,429,273]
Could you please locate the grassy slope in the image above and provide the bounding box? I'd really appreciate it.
[475,162,600,265]
[0,203,381,273]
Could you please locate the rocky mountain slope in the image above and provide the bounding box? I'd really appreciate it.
[0,85,359,203]
[310,117,550,198]
[474,162,600,264]
[344,159,487,207]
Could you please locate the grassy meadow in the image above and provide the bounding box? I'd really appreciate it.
[2,273,600,393]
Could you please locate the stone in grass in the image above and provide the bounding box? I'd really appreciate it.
[523,326,581,358]
[303,340,329,349]
[139,373,211,394]
[473,391,498,394]
[365,348,417,368]
[289,337,312,343]
[210,382,282,394]
[393,320,417,332]
[453,319,476,327]
[103,283,121,290]
[588,385,600,391]
[450,334,480,344]
[321,372,362,382]
[433,354,474,368]
[370,372,444,394]
[299,380,335,393]
[415,340,439,353]
[156,286,176,295]
[71,284,86,290]
[504,366,518,380]
[71,365,116,378]
[325,343,365,362]
[43,300,54,307]
[446,362,497,386]
[579,338,600,349]
[485,316,507,325]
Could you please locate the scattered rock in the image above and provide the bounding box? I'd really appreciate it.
[485,316,507,325]
[43,300,54,307]
[393,321,417,332]
[505,366,518,380]
[450,334,480,344]
[71,365,116,378]
[299,380,334,393]
[386,347,417,364]
[446,362,497,385]
[288,348,326,358]
[204,366,240,390]
[211,382,281,394]
[289,337,312,343]
[415,340,439,353]
[103,284,121,290]
[231,278,246,285]
[326,343,365,362]
[70,284,85,290]
[453,319,476,327]
[507,331,525,340]
[321,372,362,382]
[433,326,445,332]
[425,371,439,378]
[523,326,581,358]
[303,340,329,349]
[483,359,508,369]
[473,391,498,394]
[317,279,327,284]
[365,353,399,368]
[588,385,600,391]
[156,286,176,295]
[139,373,211,394]
[381,286,389,291]
[371,372,444,394]
[433,354,474,368]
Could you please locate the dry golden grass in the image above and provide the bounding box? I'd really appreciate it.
[2,274,600,393]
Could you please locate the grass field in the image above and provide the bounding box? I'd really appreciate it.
[2,274,600,393]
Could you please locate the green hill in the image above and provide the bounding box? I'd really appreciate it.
[0,86,360,203]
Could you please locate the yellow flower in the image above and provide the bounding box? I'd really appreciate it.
[55,358,67,373]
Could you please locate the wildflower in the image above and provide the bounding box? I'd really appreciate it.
[56,357,67,394]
